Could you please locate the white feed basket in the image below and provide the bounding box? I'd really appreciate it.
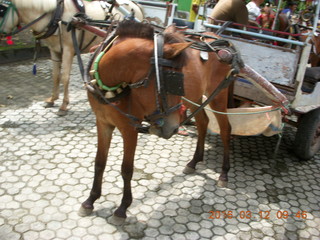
[204,97,282,136]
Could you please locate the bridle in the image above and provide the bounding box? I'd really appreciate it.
[0,0,19,35]
[144,33,184,127]
[85,32,185,130]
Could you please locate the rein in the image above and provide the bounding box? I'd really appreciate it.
[5,13,47,37]
[182,96,282,115]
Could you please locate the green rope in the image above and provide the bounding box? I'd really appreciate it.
[182,97,282,115]
[93,52,122,91]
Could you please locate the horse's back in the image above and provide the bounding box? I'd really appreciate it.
[64,0,143,21]
[83,1,107,20]
[182,32,231,101]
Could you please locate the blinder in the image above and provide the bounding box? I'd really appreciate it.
[0,3,8,18]
[150,57,185,96]
[163,70,184,96]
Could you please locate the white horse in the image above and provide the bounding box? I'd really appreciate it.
[0,0,144,115]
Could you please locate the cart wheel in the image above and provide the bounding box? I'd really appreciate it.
[293,108,320,160]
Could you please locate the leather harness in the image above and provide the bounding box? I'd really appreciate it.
[82,30,184,129]
[34,0,65,39]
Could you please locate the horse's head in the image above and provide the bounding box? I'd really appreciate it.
[145,34,191,139]
[0,1,19,37]
[93,21,191,139]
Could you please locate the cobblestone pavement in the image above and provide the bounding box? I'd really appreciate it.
[0,56,320,240]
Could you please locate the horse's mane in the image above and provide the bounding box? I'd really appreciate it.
[115,20,185,44]
[115,20,154,40]
[13,0,57,12]
[115,20,188,65]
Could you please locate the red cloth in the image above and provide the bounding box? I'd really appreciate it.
[6,36,13,45]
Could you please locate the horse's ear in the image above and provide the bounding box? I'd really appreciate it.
[164,42,192,59]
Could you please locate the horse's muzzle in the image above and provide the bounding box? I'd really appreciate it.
[149,123,179,139]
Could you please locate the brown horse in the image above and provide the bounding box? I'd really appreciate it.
[79,21,241,221]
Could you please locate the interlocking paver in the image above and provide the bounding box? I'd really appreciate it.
[0,56,320,240]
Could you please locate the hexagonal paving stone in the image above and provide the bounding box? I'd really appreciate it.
[0,56,319,240]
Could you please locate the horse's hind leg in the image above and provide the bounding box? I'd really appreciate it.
[213,110,231,187]
[79,120,114,216]
[57,49,74,116]
[113,128,138,220]
[184,108,208,174]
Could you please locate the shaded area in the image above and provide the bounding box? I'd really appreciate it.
[0,59,52,112]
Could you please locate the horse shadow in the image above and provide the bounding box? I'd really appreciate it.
[0,98,94,136]
[88,169,218,238]
[78,124,304,238]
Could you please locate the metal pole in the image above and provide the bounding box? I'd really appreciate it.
[312,0,320,33]
[116,5,141,22]
[204,23,306,46]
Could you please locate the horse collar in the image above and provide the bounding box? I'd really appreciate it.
[86,35,132,102]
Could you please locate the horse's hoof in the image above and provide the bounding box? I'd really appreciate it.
[217,180,228,188]
[44,102,54,108]
[56,109,68,116]
[78,205,93,217]
[108,214,126,226]
[183,166,195,174]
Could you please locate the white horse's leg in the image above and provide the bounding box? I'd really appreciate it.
[57,47,74,116]
[45,50,62,108]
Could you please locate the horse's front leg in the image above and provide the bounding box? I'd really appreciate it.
[183,109,208,174]
[57,49,74,116]
[113,128,138,220]
[45,51,61,108]
[79,120,115,216]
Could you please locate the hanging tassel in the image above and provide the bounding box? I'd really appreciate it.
[33,63,37,75]
[32,39,41,75]
[6,36,13,45]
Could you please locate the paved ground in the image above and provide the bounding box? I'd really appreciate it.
[0,56,320,240]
